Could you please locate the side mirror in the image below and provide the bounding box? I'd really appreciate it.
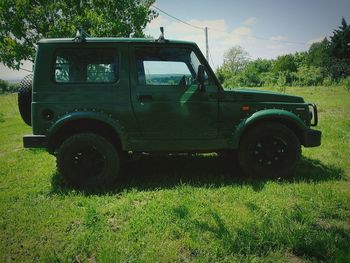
[197,64,206,92]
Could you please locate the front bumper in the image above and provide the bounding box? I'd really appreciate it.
[303,129,321,147]
[23,135,48,148]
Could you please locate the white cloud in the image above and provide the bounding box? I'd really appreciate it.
[232,27,251,36]
[145,15,305,69]
[307,36,325,45]
[269,35,287,41]
[0,15,310,79]
[144,15,310,69]
[242,17,257,26]
[144,15,258,69]
[266,44,285,50]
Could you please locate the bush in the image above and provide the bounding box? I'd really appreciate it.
[222,74,244,88]
[8,83,20,93]
[340,76,350,91]
[261,72,278,87]
[277,72,287,86]
[0,79,7,93]
[0,79,20,93]
[273,54,297,73]
[322,77,334,87]
[293,66,323,86]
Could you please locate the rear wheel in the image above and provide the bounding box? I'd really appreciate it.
[57,133,120,188]
[238,123,301,178]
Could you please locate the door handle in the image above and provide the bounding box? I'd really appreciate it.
[137,94,153,101]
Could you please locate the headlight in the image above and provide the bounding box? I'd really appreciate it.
[308,103,318,126]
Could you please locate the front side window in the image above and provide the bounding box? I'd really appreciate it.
[135,47,208,86]
[55,49,119,83]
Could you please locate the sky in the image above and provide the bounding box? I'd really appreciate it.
[1,0,350,80]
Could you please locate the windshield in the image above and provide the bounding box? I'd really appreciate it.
[190,51,201,75]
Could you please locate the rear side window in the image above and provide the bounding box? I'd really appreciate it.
[55,49,119,83]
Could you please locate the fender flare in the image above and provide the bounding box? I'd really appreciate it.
[231,109,308,148]
[47,111,128,149]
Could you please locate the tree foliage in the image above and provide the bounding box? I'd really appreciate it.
[328,17,350,79]
[222,46,250,74]
[307,38,330,68]
[0,0,157,70]
[329,17,350,59]
[273,54,297,73]
[0,79,20,93]
[216,46,250,87]
[217,18,350,88]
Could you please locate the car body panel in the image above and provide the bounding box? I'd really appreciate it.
[24,37,320,152]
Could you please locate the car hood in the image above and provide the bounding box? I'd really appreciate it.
[222,88,305,103]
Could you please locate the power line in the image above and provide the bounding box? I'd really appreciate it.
[151,5,204,30]
[151,5,308,46]
[19,67,32,73]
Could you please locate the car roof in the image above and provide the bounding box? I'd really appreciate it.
[38,37,197,45]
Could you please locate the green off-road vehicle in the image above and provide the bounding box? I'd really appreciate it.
[19,29,321,187]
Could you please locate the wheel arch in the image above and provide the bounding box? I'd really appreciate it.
[232,109,308,148]
[47,112,127,153]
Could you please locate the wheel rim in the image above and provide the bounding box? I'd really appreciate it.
[251,135,287,167]
[68,145,106,179]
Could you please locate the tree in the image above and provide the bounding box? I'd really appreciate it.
[222,46,250,75]
[241,59,273,86]
[273,54,297,73]
[307,38,330,68]
[0,79,8,93]
[293,65,323,86]
[272,54,297,85]
[0,0,157,70]
[0,79,19,93]
[216,46,250,88]
[329,17,350,59]
[328,17,350,79]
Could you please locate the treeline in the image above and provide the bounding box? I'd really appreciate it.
[0,79,20,94]
[216,18,350,89]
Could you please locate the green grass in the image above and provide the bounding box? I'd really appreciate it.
[1,87,350,262]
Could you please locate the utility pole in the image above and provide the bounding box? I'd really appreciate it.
[205,27,209,62]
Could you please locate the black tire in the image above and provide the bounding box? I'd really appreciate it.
[57,133,120,188]
[18,74,33,126]
[238,123,301,178]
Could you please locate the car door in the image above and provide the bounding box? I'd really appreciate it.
[130,44,218,140]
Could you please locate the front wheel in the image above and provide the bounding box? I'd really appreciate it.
[238,123,301,178]
[56,133,120,188]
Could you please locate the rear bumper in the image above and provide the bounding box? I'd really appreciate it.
[23,135,47,148]
[303,129,321,147]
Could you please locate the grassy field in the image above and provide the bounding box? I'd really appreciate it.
[0,86,349,262]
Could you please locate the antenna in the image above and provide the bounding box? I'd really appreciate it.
[156,27,166,42]
[73,28,90,42]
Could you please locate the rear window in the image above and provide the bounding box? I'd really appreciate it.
[55,49,119,83]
